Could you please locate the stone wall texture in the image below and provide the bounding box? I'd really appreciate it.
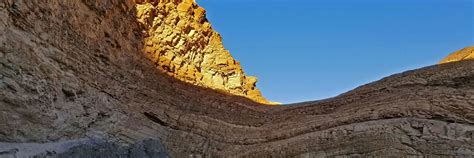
[135,0,276,104]
[1,0,473,157]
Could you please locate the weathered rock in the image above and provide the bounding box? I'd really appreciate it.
[134,0,276,104]
[440,46,474,64]
[0,139,168,158]
[56,139,169,158]
[1,0,473,157]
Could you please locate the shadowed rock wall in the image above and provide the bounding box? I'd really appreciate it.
[1,0,473,157]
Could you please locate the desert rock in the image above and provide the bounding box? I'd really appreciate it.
[440,46,474,64]
[0,0,473,157]
[135,0,276,104]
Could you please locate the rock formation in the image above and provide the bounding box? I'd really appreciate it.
[1,0,473,157]
[135,0,275,104]
[440,46,474,64]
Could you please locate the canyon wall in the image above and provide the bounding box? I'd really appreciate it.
[135,0,275,104]
[1,0,473,157]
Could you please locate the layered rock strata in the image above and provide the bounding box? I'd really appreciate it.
[440,46,474,64]
[1,0,473,157]
[135,0,275,104]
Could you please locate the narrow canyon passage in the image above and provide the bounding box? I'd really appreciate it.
[0,0,473,157]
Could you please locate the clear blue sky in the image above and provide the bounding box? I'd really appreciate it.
[196,0,474,104]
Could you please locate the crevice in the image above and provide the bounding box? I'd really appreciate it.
[143,112,169,127]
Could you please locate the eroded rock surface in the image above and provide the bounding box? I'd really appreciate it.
[440,46,474,64]
[1,0,473,157]
[135,0,275,104]
[0,139,168,158]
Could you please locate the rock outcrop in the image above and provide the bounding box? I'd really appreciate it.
[1,0,473,157]
[135,0,275,104]
[440,46,474,64]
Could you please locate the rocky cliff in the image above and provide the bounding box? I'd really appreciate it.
[135,0,274,104]
[1,0,473,157]
[440,46,474,64]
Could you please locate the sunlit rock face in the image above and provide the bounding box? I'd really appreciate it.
[134,0,277,104]
[439,46,474,64]
[2,0,474,157]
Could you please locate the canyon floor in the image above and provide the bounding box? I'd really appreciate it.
[1,0,473,157]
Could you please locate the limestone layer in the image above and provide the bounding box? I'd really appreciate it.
[135,0,275,104]
[440,46,474,64]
